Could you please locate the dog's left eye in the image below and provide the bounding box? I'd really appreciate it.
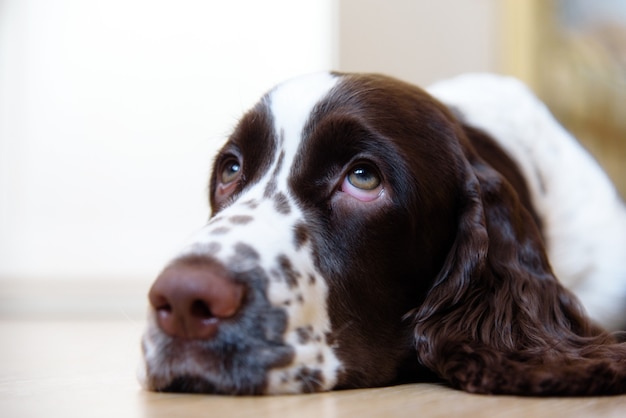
[341,163,383,202]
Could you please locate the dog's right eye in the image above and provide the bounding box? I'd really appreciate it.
[220,158,241,184]
[214,157,243,206]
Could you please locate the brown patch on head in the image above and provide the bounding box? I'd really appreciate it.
[233,242,260,262]
[273,192,291,214]
[244,199,260,209]
[272,150,285,178]
[211,226,231,235]
[263,150,285,199]
[203,242,222,255]
[324,332,336,346]
[230,215,254,225]
[276,254,300,288]
[264,178,277,198]
[295,325,314,344]
[296,367,324,393]
[293,223,310,249]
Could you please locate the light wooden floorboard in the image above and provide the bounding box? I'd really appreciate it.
[1,320,624,418]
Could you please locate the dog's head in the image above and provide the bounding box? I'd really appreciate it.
[141,73,622,396]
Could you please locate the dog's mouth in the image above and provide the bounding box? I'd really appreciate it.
[162,376,220,394]
[141,326,296,395]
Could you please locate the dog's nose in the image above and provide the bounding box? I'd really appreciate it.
[148,257,245,339]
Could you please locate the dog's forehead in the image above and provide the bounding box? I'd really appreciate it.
[268,72,338,143]
[222,72,339,202]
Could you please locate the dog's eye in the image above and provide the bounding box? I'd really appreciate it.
[220,158,241,184]
[348,165,381,190]
[214,157,243,206]
[341,163,383,202]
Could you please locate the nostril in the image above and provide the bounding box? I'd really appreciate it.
[190,300,213,319]
[155,303,173,320]
[150,293,172,313]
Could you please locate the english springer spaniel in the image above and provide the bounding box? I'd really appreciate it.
[141,72,626,396]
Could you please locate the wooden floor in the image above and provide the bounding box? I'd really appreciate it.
[1,319,625,418]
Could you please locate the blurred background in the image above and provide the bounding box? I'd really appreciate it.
[1,0,624,319]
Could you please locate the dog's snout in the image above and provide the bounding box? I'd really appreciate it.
[148,257,245,339]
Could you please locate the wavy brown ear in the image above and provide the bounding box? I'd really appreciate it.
[410,132,626,396]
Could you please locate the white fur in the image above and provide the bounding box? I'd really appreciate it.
[265,73,342,393]
[163,72,342,394]
[428,74,626,330]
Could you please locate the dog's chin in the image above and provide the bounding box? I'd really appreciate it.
[143,362,271,396]
[161,376,221,394]
[141,331,297,395]
[159,375,265,395]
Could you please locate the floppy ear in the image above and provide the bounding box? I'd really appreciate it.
[410,129,626,396]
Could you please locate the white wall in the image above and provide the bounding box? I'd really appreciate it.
[0,0,501,317]
[338,0,501,86]
[0,0,337,285]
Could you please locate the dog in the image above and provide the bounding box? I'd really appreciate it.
[141,72,626,396]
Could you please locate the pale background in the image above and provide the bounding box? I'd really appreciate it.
[0,0,623,318]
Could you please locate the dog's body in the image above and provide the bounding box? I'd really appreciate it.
[142,73,626,396]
